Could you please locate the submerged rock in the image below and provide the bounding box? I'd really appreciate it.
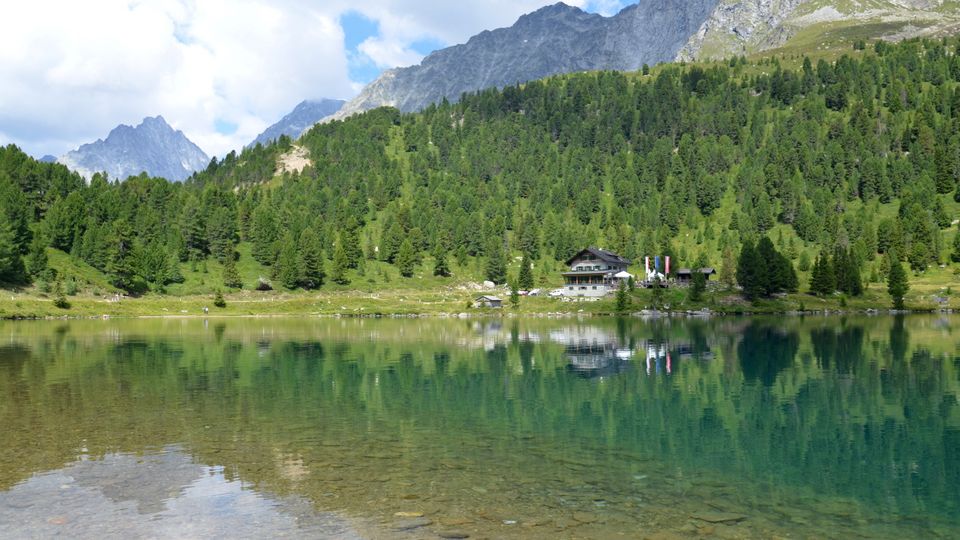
[393,517,433,531]
[691,511,747,524]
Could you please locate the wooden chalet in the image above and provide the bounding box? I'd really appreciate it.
[561,247,632,297]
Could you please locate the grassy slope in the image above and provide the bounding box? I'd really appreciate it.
[5,192,958,319]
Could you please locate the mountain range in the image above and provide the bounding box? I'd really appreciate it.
[53,1,960,182]
[330,0,960,121]
[248,99,345,148]
[57,116,209,182]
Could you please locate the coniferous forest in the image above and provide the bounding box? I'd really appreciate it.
[2,38,960,307]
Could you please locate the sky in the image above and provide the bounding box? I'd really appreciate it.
[0,0,632,160]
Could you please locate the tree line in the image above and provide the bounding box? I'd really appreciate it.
[2,37,960,298]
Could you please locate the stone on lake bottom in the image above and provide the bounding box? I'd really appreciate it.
[393,517,432,531]
[394,511,424,518]
[691,512,747,524]
[438,531,470,539]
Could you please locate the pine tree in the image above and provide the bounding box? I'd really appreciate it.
[106,220,138,292]
[517,253,533,290]
[0,212,26,284]
[396,239,416,278]
[380,221,404,263]
[432,245,450,277]
[615,280,630,312]
[719,246,737,289]
[213,289,226,308]
[689,269,706,302]
[341,225,363,269]
[249,204,278,265]
[24,232,48,279]
[737,240,764,299]
[887,251,909,310]
[510,280,520,308]
[810,252,836,296]
[951,227,960,264]
[276,234,299,290]
[485,240,507,285]
[222,248,243,289]
[297,228,324,289]
[331,236,350,285]
[52,279,69,309]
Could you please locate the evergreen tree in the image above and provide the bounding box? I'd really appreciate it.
[0,212,26,284]
[106,220,138,292]
[249,204,278,265]
[341,225,363,269]
[213,289,226,308]
[719,246,737,289]
[689,269,706,302]
[276,234,299,290]
[615,280,630,312]
[510,280,520,308]
[222,248,243,289]
[517,253,534,290]
[485,240,507,285]
[24,232,48,279]
[810,253,836,296]
[737,240,764,299]
[396,239,417,278]
[887,251,909,310]
[297,227,324,289]
[952,227,960,264]
[432,245,450,277]
[380,221,404,263]
[331,236,350,285]
[52,279,69,309]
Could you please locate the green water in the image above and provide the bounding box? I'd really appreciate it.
[0,316,957,539]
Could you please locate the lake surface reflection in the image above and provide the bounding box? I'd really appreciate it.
[0,315,957,538]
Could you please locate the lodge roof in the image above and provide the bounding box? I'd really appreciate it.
[565,247,631,267]
[677,268,717,275]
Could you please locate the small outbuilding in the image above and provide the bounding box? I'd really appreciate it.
[676,268,717,283]
[474,295,503,308]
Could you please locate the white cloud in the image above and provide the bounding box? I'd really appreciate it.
[0,1,631,160]
[0,0,351,158]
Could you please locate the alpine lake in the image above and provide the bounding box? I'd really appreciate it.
[0,315,957,539]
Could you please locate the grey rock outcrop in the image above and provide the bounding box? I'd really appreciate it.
[249,99,345,148]
[328,1,960,125]
[679,0,955,60]
[58,116,209,182]
[330,1,719,120]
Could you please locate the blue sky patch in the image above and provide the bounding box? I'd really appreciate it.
[214,118,238,136]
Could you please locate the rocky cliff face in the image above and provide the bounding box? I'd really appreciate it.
[330,1,719,120]
[249,99,345,148]
[678,0,955,60]
[328,1,960,124]
[58,116,209,182]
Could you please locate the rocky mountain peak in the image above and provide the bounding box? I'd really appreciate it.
[58,116,209,182]
[328,0,718,122]
[248,99,345,148]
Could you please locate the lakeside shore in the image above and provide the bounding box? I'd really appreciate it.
[1,284,956,320]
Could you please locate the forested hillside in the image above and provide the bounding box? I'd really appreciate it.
[2,38,960,301]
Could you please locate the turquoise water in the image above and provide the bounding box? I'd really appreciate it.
[0,316,957,538]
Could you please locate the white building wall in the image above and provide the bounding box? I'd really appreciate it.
[562,284,613,298]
